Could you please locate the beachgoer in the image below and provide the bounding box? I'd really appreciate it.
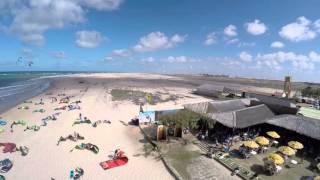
[103,120,111,124]
[51,114,57,120]
[24,125,40,132]
[114,149,121,159]
[70,167,84,180]
[92,120,101,127]
[10,120,26,132]
[79,113,82,121]
[15,146,29,156]
[284,155,289,163]
[231,166,240,176]
[57,132,84,145]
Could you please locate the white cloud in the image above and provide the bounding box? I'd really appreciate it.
[238,42,256,47]
[133,31,186,52]
[51,51,66,59]
[171,34,186,44]
[224,60,242,67]
[204,32,217,46]
[309,51,320,62]
[270,41,285,48]
[226,38,239,44]
[239,51,252,62]
[111,49,132,58]
[105,48,132,61]
[279,16,317,42]
[21,48,34,59]
[245,19,267,35]
[163,56,200,63]
[314,19,320,32]
[141,57,155,63]
[80,0,123,11]
[0,0,122,46]
[165,56,187,63]
[293,60,314,70]
[224,25,237,37]
[256,51,316,70]
[75,30,105,48]
[105,56,114,61]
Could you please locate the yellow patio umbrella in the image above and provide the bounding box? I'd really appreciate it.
[314,176,320,180]
[278,146,296,156]
[288,141,304,150]
[243,140,259,149]
[266,131,280,139]
[255,136,270,145]
[267,153,284,165]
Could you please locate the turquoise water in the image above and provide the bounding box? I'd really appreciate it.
[0,71,82,113]
[0,71,79,87]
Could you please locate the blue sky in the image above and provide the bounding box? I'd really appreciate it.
[1,0,320,82]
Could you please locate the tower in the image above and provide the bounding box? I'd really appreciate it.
[284,76,292,98]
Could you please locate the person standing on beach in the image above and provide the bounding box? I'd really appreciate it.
[79,113,82,121]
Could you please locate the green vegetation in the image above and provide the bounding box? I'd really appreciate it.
[157,109,214,129]
[111,89,145,103]
[110,89,180,105]
[301,86,320,97]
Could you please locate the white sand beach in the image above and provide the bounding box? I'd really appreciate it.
[0,73,212,180]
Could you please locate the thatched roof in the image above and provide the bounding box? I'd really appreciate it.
[206,99,248,113]
[247,93,298,114]
[184,101,210,114]
[184,100,320,140]
[185,99,251,114]
[267,115,320,140]
[207,104,275,128]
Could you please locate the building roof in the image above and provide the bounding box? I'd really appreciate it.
[206,99,247,113]
[184,101,210,114]
[207,104,275,129]
[266,115,320,140]
[247,93,298,114]
[298,107,320,120]
[184,99,251,114]
[184,100,320,140]
[246,93,296,108]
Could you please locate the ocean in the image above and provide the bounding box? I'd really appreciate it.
[0,71,80,114]
[0,71,78,87]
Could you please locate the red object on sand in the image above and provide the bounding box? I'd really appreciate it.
[100,151,129,170]
[0,143,17,153]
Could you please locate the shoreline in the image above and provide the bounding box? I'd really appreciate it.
[0,78,51,114]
